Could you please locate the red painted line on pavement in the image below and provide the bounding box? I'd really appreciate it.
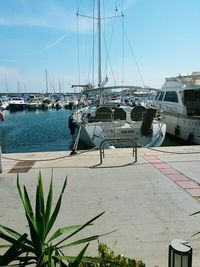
[143,155,200,197]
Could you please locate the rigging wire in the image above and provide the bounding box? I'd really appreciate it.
[121,0,125,85]
[119,15,145,88]
[77,0,96,86]
[76,0,145,88]
[92,0,95,86]
[85,1,94,85]
[76,0,82,14]
[76,7,81,85]
[87,1,97,86]
[102,4,117,85]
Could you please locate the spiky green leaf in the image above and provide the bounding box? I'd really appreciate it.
[45,175,53,236]
[190,210,200,216]
[38,171,45,215]
[26,215,42,254]
[59,235,100,249]
[0,224,21,240]
[48,225,82,243]
[70,243,89,267]
[23,185,35,221]
[192,231,200,237]
[0,233,28,265]
[17,174,25,207]
[55,211,105,247]
[46,177,67,235]
[36,210,45,242]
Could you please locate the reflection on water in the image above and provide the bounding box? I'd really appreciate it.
[0,109,74,153]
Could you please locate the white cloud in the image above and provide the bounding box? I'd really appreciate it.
[41,30,74,51]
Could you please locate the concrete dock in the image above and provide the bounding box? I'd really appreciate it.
[1,145,200,266]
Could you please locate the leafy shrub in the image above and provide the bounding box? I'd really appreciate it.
[0,171,146,267]
[0,172,104,266]
[79,243,145,267]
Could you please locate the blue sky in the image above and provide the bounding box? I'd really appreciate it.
[0,0,200,93]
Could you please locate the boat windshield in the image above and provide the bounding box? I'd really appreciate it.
[85,105,97,114]
[120,105,132,113]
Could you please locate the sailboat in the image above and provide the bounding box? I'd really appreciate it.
[70,0,166,149]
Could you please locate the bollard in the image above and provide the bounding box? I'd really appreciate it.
[0,146,2,173]
[168,239,192,267]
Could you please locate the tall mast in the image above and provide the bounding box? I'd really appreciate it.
[5,78,9,93]
[97,0,103,104]
[45,69,48,94]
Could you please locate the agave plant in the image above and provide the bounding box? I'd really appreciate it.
[0,171,104,266]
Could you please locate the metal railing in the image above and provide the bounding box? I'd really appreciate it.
[99,138,137,166]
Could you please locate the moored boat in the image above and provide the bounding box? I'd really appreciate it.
[9,97,26,111]
[69,0,166,150]
[72,101,166,149]
[153,72,200,144]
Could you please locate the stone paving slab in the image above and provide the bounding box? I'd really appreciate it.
[1,146,200,267]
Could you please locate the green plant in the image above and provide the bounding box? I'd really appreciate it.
[78,243,146,267]
[0,171,104,266]
[190,210,200,237]
[94,243,146,267]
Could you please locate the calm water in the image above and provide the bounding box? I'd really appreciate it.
[0,109,74,153]
[0,109,180,154]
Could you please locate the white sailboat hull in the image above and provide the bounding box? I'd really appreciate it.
[77,119,166,148]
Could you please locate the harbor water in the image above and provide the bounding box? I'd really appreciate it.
[0,109,74,153]
[0,109,181,154]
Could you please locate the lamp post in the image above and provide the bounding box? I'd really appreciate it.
[168,239,192,267]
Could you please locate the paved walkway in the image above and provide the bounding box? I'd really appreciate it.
[1,146,200,266]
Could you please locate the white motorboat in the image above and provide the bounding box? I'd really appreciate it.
[9,97,26,111]
[69,0,166,149]
[25,95,42,110]
[153,72,200,144]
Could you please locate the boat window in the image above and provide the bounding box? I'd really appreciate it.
[163,91,178,102]
[154,92,160,100]
[183,89,200,115]
[158,92,165,101]
[154,91,164,101]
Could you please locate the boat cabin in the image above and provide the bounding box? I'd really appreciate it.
[154,72,200,116]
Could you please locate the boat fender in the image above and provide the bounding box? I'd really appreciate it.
[0,111,4,121]
[68,102,73,110]
[175,125,180,136]
[187,133,194,143]
[68,114,76,135]
[140,108,155,136]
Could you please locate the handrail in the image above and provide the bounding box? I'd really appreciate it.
[99,138,137,166]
